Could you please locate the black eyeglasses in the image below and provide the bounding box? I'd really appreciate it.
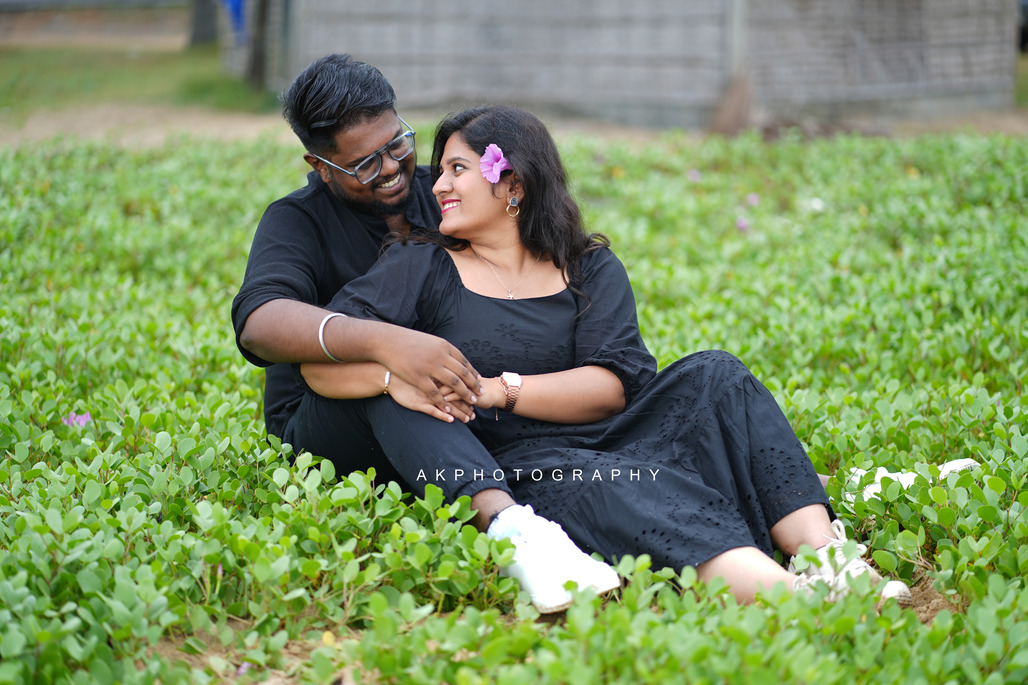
[309,117,416,185]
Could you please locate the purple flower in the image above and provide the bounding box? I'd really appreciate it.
[746,193,760,206]
[736,216,750,232]
[62,411,92,427]
[687,169,702,182]
[236,663,252,676]
[480,144,512,183]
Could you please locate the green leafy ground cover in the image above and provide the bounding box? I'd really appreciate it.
[1,128,1027,684]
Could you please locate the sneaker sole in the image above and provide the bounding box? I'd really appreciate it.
[534,598,573,614]
[590,578,622,595]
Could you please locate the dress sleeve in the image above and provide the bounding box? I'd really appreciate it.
[326,241,445,331]
[573,247,657,403]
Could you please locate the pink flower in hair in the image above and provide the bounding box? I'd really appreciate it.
[480,144,512,183]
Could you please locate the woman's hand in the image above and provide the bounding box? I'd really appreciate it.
[456,377,506,411]
[301,361,476,423]
[388,375,477,423]
[300,357,476,421]
[368,325,484,410]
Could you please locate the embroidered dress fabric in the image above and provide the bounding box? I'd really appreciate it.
[329,242,831,571]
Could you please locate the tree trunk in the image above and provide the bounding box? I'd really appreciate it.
[189,0,219,47]
[246,0,270,90]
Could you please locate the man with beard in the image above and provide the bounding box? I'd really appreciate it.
[231,54,620,613]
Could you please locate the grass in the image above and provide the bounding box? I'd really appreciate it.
[0,44,279,125]
[2,37,1028,685]
[3,121,1028,685]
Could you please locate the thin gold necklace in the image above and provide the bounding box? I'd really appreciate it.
[470,247,541,300]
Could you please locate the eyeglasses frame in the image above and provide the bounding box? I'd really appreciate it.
[309,116,416,185]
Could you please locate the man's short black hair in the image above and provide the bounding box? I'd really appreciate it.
[281,53,397,155]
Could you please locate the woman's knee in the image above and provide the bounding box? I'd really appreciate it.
[698,349,749,373]
[674,349,751,388]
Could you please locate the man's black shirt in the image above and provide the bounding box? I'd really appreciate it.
[231,166,441,437]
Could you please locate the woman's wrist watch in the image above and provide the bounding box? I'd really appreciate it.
[498,372,522,412]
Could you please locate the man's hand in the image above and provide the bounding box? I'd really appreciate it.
[242,301,483,415]
[374,325,484,413]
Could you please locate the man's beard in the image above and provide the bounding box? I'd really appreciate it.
[328,174,413,217]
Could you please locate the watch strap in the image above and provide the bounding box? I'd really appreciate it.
[503,382,520,412]
[499,374,521,412]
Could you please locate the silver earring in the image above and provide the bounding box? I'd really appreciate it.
[507,197,520,218]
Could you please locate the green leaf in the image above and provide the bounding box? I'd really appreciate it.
[412,542,433,570]
[895,530,920,555]
[102,538,125,561]
[77,569,103,594]
[179,637,207,655]
[1011,432,1028,458]
[83,479,102,505]
[300,559,320,580]
[154,431,172,453]
[976,504,999,521]
[0,628,27,659]
[252,558,272,584]
[872,550,897,574]
[341,559,360,584]
[985,476,1006,495]
[436,559,456,579]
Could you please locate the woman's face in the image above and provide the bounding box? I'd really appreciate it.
[433,134,512,240]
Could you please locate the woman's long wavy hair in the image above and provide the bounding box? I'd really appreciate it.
[426,105,609,291]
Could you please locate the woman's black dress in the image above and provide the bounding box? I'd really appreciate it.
[326,242,831,572]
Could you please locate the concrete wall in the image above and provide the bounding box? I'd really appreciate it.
[280,0,732,129]
[229,0,1020,129]
[747,0,1019,122]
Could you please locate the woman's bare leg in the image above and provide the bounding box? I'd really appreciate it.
[696,546,799,603]
[768,503,835,557]
[469,488,517,530]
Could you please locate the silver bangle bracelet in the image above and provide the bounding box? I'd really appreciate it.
[318,312,347,363]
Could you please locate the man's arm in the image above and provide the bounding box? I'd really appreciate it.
[239,298,483,409]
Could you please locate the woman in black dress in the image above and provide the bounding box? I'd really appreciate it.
[300,105,912,607]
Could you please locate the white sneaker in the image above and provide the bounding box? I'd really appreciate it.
[845,458,978,501]
[792,575,912,607]
[938,458,979,480]
[487,504,621,613]
[789,520,913,607]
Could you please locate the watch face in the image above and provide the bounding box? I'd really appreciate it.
[502,372,521,386]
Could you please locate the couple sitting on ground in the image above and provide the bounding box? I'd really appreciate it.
[233,53,975,613]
